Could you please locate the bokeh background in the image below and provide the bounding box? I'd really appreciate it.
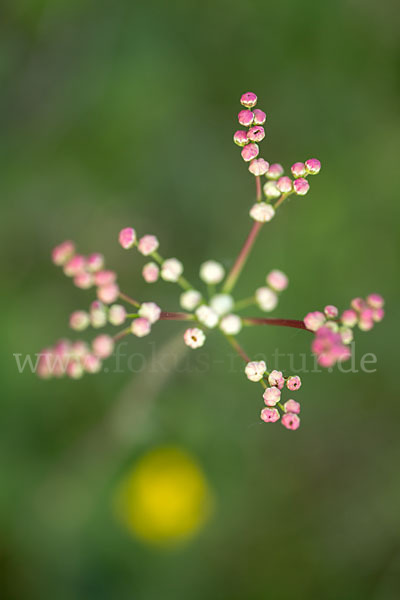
[1,0,399,598]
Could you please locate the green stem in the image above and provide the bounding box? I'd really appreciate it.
[234,296,256,311]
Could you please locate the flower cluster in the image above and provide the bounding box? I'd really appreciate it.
[37,92,385,432]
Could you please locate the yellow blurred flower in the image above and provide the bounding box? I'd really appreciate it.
[114,446,213,546]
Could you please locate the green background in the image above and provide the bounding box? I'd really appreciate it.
[1,0,399,598]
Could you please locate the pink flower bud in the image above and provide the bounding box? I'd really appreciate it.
[253,109,266,125]
[241,143,259,162]
[351,298,365,312]
[266,269,288,292]
[180,289,202,311]
[71,340,89,359]
[66,360,84,379]
[291,162,306,178]
[131,317,151,337]
[142,262,160,283]
[341,309,358,327]
[358,308,374,331]
[248,158,269,176]
[37,348,53,379]
[266,163,284,180]
[293,178,310,195]
[324,305,338,318]
[138,235,159,256]
[276,176,293,193]
[240,92,257,108]
[245,360,267,382]
[138,302,161,324]
[183,327,206,349]
[92,334,114,358]
[268,370,285,389]
[233,130,249,146]
[247,126,265,143]
[118,227,136,249]
[260,407,280,423]
[83,353,102,373]
[161,258,183,282]
[63,255,86,277]
[366,294,384,309]
[69,310,90,331]
[263,181,281,199]
[74,272,93,289]
[52,241,75,266]
[249,202,275,223]
[340,327,353,344]
[304,311,325,331]
[94,270,116,287]
[284,400,300,414]
[87,253,104,272]
[238,109,254,127]
[281,412,300,430]
[263,386,281,406]
[97,283,119,304]
[305,158,321,175]
[108,304,126,326]
[373,308,384,322]
[90,300,107,328]
[286,375,301,391]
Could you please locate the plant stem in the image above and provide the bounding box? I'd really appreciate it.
[119,292,140,308]
[113,326,132,341]
[234,296,256,311]
[256,176,262,201]
[243,317,308,330]
[222,221,263,294]
[222,333,251,363]
[160,311,195,321]
[151,251,196,293]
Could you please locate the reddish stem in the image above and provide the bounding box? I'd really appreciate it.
[119,292,140,308]
[160,311,194,321]
[243,317,309,331]
[256,175,262,201]
[222,221,263,293]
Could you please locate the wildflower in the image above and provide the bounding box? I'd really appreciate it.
[69,310,90,331]
[311,326,351,367]
[138,235,159,256]
[234,130,249,147]
[253,108,266,125]
[266,163,284,179]
[284,399,300,414]
[249,202,275,223]
[161,258,183,282]
[263,181,281,199]
[138,302,161,324]
[268,370,285,389]
[52,240,75,266]
[240,92,257,108]
[119,227,136,249]
[255,287,278,311]
[305,158,321,175]
[263,386,281,406]
[195,305,219,329]
[287,375,301,391]
[249,158,269,176]
[238,109,254,127]
[266,269,288,292]
[109,304,127,326]
[142,262,159,283]
[92,334,114,359]
[180,290,202,311]
[291,162,306,178]
[199,260,225,285]
[260,407,280,423]
[183,328,206,349]
[245,361,267,382]
[241,143,259,162]
[293,178,310,195]
[131,317,151,337]
[220,314,242,335]
[304,311,326,332]
[281,412,300,430]
[210,294,234,316]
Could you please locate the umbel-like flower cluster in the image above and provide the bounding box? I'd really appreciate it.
[37,92,385,431]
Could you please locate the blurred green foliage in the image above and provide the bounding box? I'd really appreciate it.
[1,0,399,598]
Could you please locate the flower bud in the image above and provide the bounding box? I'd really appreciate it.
[293,178,310,195]
[74,272,94,289]
[142,262,159,283]
[291,162,306,178]
[253,109,266,125]
[263,181,281,199]
[90,300,107,328]
[161,258,183,282]
[266,270,288,292]
[240,92,257,108]
[138,235,159,256]
[284,400,300,414]
[97,283,119,304]
[83,354,102,373]
[281,412,300,430]
[241,143,259,162]
[324,305,338,318]
[305,158,321,175]
[200,260,225,285]
[63,255,86,277]
[233,130,249,146]
[304,311,325,331]
[260,407,280,423]
[249,202,275,223]
[255,287,278,311]
[94,270,117,286]
[268,370,285,389]
[263,386,281,406]
[219,314,242,335]
[276,176,293,194]
[210,294,234,316]
[138,302,161,324]
[183,328,206,349]
[341,309,358,327]
[66,360,84,379]
[52,241,75,266]
[238,109,254,127]
[69,310,90,331]
[108,304,126,326]
[247,126,265,143]
[92,334,114,358]
[118,227,136,249]
[87,253,104,272]
[245,360,267,382]
[131,317,151,337]
[286,375,301,391]
[366,294,384,309]
[266,163,284,180]
[180,290,202,311]
[248,158,269,176]
[195,305,219,329]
